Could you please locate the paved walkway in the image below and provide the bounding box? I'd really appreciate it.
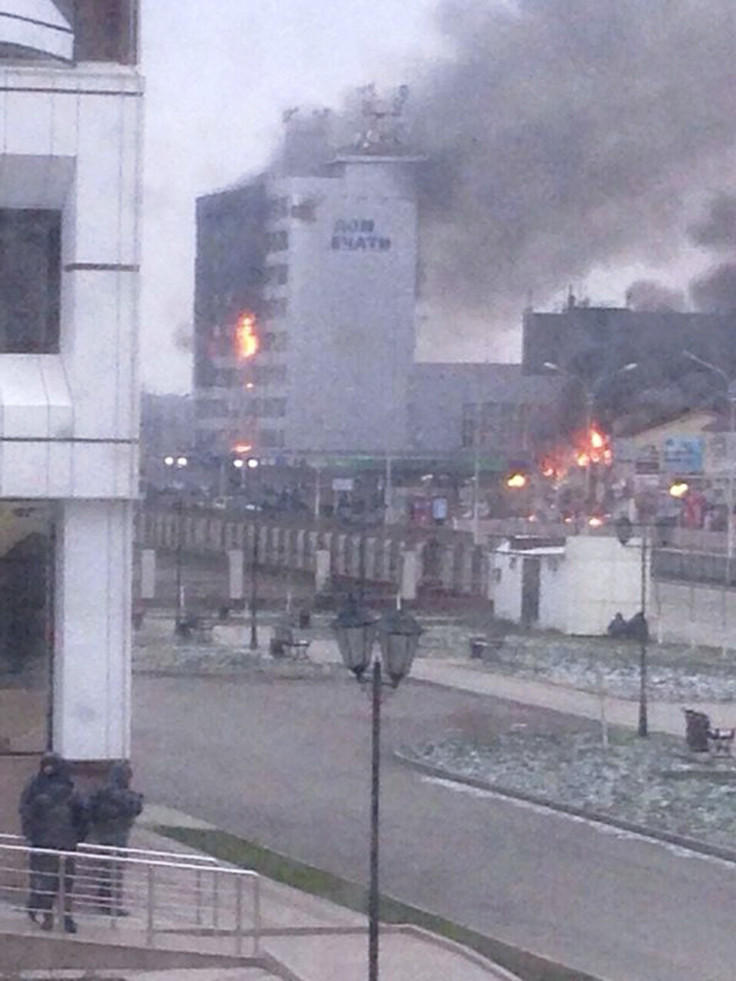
[130,807,520,981]
[410,658,736,735]
[306,633,736,735]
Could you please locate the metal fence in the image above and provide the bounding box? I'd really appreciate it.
[0,838,261,954]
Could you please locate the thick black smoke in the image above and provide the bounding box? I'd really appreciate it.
[689,192,736,252]
[687,193,736,311]
[625,280,686,312]
[691,263,736,313]
[403,0,736,317]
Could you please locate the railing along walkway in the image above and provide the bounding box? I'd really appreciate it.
[0,837,261,954]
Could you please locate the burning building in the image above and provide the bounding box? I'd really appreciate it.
[193,104,420,459]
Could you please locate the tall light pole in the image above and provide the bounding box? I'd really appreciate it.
[615,516,650,737]
[164,454,189,631]
[683,351,736,653]
[543,362,637,516]
[241,456,260,650]
[332,598,422,981]
[683,351,736,566]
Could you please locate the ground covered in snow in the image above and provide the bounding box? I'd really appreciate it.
[409,727,736,849]
[415,618,736,702]
[132,615,338,680]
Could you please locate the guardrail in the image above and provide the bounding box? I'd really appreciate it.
[0,839,261,954]
[0,833,220,866]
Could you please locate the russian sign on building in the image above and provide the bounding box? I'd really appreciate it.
[331,218,391,253]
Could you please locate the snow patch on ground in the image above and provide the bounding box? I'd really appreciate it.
[411,729,736,850]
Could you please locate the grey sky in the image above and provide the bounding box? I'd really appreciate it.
[139,0,440,393]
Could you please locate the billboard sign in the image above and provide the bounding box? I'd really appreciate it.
[662,436,704,474]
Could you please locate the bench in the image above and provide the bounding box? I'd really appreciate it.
[469,634,505,660]
[175,615,216,642]
[270,623,311,660]
[684,709,735,755]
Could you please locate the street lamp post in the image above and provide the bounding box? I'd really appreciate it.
[543,361,637,516]
[615,516,650,737]
[332,598,422,981]
[683,352,736,623]
[164,454,189,632]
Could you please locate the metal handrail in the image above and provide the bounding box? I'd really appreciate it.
[0,833,219,865]
[0,840,261,953]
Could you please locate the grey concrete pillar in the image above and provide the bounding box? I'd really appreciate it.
[228,549,244,601]
[140,549,156,600]
[315,549,331,593]
[400,549,420,602]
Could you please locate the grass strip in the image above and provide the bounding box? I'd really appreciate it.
[156,824,602,981]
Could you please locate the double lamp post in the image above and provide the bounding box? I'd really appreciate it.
[332,596,422,981]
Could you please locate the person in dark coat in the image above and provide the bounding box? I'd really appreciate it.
[86,761,143,914]
[19,752,88,933]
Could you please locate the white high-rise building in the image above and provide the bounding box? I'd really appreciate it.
[0,0,142,818]
[194,111,420,460]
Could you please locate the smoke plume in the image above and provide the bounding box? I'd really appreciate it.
[401,0,736,318]
[625,280,686,312]
[690,263,736,312]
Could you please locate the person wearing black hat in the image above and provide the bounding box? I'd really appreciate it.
[19,752,88,933]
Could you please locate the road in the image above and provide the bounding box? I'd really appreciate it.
[133,674,736,981]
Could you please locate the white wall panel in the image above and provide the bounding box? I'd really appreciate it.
[53,500,133,760]
[72,94,139,265]
[63,270,137,440]
[4,90,53,156]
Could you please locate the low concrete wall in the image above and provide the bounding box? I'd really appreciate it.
[0,931,263,972]
[137,508,491,599]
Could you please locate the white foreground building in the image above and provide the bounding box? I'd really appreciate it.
[0,0,142,814]
[493,535,649,636]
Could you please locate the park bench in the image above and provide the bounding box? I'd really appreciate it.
[469,632,505,660]
[684,709,735,755]
[175,614,216,642]
[269,622,311,660]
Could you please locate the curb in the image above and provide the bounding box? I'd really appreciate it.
[395,750,736,865]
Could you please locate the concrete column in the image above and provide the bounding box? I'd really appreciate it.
[296,529,306,570]
[228,549,244,601]
[365,537,377,581]
[400,549,420,602]
[315,549,331,593]
[140,548,156,600]
[460,546,474,594]
[440,546,454,591]
[336,534,347,576]
[54,500,133,761]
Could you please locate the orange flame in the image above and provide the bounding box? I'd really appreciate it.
[233,442,253,455]
[234,312,259,361]
[576,426,612,468]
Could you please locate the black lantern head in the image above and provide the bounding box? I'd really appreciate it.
[331,594,378,679]
[378,609,423,687]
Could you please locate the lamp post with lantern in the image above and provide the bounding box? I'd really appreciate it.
[236,455,261,650]
[683,351,736,607]
[332,596,422,981]
[614,515,650,737]
[163,454,189,632]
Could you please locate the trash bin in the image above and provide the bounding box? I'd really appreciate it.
[469,636,487,659]
[684,709,710,752]
[298,608,311,629]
